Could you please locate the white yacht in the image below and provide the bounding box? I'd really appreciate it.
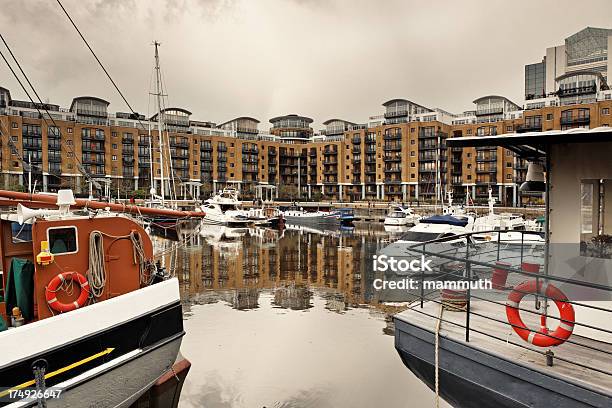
[384,205,421,226]
[472,189,544,245]
[280,205,338,224]
[199,188,250,226]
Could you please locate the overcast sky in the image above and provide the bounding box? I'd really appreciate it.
[1,0,612,130]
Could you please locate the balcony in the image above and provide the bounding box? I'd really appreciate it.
[173,150,189,159]
[138,139,151,147]
[48,154,62,163]
[268,167,277,174]
[122,157,135,165]
[242,166,258,173]
[476,155,497,162]
[476,168,497,174]
[352,146,361,154]
[383,133,402,140]
[218,156,227,162]
[242,147,259,154]
[122,135,133,144]
[218,165,227,172]
[384,144,401,152]
[200,143,213,151]
[76,108,108,118]
[352,167,361,175]
[170,140,189,148]
[217,145,228,152]
[383,154,401,162]
[516,123,542,133]
[475,107,503,116]
[383,178,401,184]
[352,136,361,144]
[384,110,408,119]
[365,168,377,175]
[82,144,105,153]
[83,156,105,165]
[268,149,278,156]
[323,149,338,156]
[200,154,212,161]
[557,85,597,98]
[23,140,43,149]
[323,159,338,165]
[323,169,337,175]
[384,167,401,173]
[242,156,258,164]
[560,115,590,125]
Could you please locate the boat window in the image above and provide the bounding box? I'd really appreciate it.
[580,179,612,258]
[399,231,441,242]
[11,222,32,243]
[47,226,78,255]
[389,212,406,218]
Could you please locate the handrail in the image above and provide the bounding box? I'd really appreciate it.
[399,228,612,378]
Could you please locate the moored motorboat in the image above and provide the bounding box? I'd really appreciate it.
[384,205,420,226]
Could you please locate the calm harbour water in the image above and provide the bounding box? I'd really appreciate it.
[157,223,450,408]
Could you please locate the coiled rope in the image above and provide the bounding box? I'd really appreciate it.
[87,231,106,298]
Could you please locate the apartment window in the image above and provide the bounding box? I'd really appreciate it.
[507,162,512,167]
[603,108,610,115]
[112,144,118,149]
[546,113,553,120]
[467,129,472,135]
[410,151,415,156]
[467,153,471,158]
[112,132,118,137]
[410,128,415,133]
[411,174,415,178]
[467,164,472,169]
[67,128,73,133]
[11,122,18,129]
[411,162,415,167]
[112,155,117,161]
[467,175,472,180]
[66,140,73,145]
[580,180,612,258]
[67,152,73,158]
[410,139,415,145]
[11,136,17,142]
[193,160,197,165]
[506,126,513,132]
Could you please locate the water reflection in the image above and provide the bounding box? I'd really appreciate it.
[159,223,393,312]
[153,223,450,408]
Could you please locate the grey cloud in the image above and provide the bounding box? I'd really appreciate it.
[1,0,611,130]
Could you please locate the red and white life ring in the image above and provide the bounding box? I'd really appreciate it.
[45,272,90,313]
[506,280,575,347]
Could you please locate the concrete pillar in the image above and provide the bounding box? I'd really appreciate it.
[472,185,476,201]
[361,183,365,200]
[402,184,407,202]
[339,185,343,201]
[43,174,48,192]
[308,185,312,199]
[498,185,502,203]
[415,184,419,200]
[213,181,217,194]
[513,184,517,207]
[75,175,82,193]
[134,177,138,190]
[381,185,385,200]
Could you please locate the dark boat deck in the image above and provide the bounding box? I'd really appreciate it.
[396,300,612,396]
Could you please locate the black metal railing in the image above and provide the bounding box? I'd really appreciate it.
[400,230,612,379]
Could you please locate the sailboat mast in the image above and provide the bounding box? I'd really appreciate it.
[153,41,166,206]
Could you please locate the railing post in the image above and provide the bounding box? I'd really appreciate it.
[466,260,471,343]
[420,243,425,308]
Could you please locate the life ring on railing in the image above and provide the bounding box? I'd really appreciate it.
[506,280,575,347]
[45,272,90,313]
